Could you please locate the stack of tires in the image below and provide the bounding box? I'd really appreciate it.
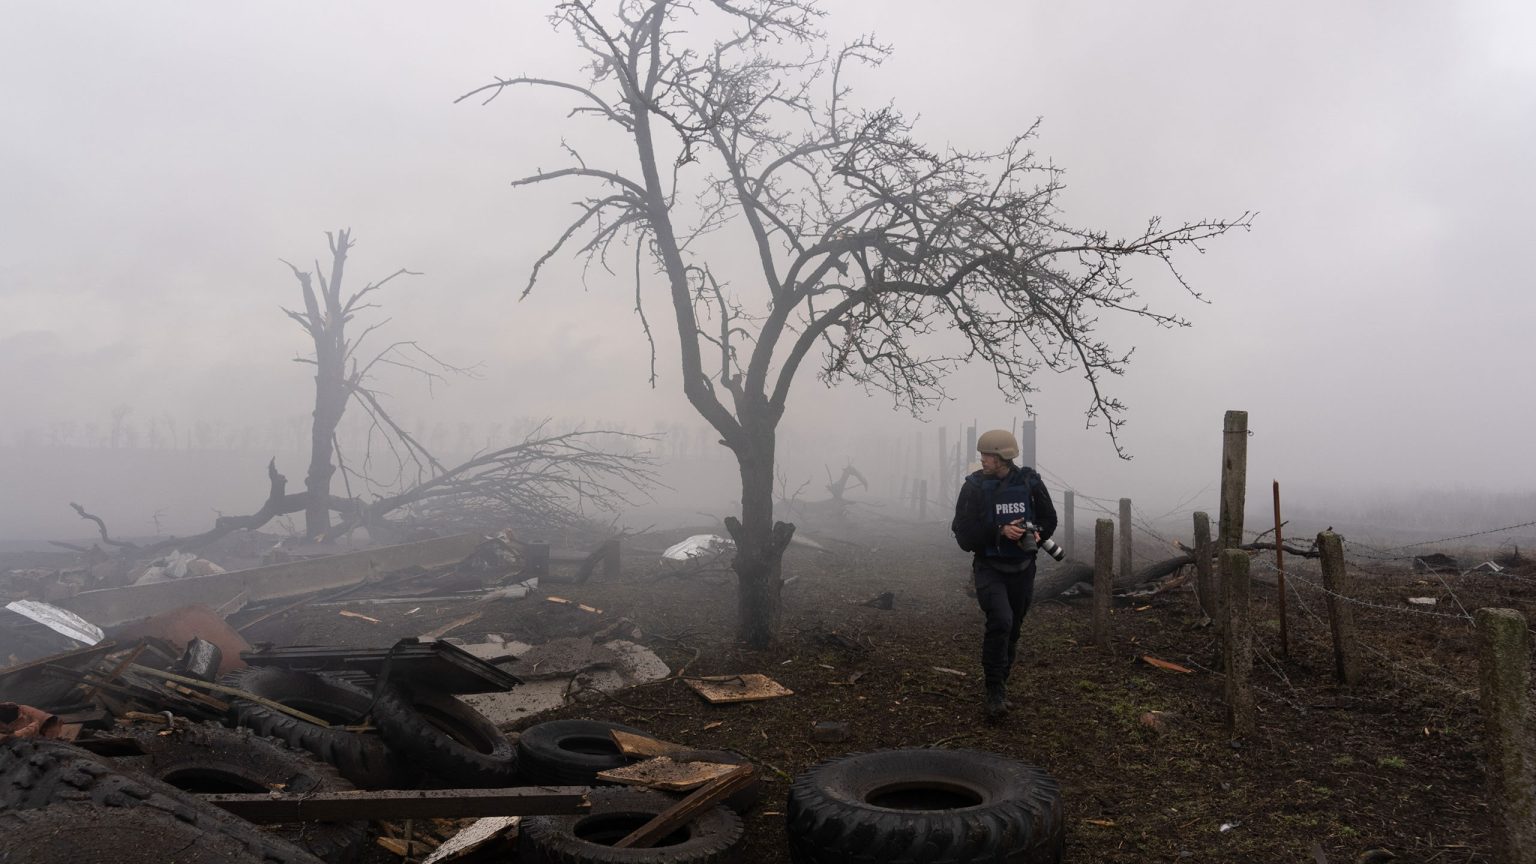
[219,666,518,790]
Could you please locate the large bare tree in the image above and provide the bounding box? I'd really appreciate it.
[465,0,1250,647]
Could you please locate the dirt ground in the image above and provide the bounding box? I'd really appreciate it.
[238,524,1535,863]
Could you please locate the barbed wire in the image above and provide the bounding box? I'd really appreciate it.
[1251,559,1475,623]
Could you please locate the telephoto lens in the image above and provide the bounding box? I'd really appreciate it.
[1038,536,1066,562]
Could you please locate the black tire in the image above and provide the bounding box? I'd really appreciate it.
[666,749,762,814]
[0,738,323,863]
[0,804,289,864]
[516,719,648,786]
[785,748,1064,864]
[369,682,518,788]
[112,723,365,864]
[221,666,407,789]
[518,787,743,864]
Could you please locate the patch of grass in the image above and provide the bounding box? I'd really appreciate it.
[1332,754,1356,767]
[1377,755,1407,769]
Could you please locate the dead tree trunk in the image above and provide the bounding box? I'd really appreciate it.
[723,432,795,650]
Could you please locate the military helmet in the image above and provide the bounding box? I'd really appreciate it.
[977,429,1019,461]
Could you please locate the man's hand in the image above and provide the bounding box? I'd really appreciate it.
[1001,520,1027,542]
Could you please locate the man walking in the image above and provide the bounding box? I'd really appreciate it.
[951,429,1058,720]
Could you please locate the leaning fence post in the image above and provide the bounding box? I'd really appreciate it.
[1194,512,1216,623]
[1118,498,1133,583]
[1317,531,1361,685]
[1062,490,1075,560]
[1222,549,1254,736]
[1475,607,1535,864]
[1093,518,1114,651]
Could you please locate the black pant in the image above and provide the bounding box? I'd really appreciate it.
[974,557,1037,688]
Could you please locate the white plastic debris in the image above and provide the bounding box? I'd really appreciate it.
[5,600,104,645]
[1219,821,1242,833]
[661,534,734,561]
[133,550,226,586]
[1472,561,1505,574]
[1406,597,1438,606]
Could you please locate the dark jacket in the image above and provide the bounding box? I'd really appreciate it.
[951,465,1057,557]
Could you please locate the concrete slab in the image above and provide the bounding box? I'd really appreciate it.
[461,679,570,727]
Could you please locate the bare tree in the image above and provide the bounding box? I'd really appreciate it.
[281,229,437,539]
[463,0,1251,646]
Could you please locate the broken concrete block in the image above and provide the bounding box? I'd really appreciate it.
[507,637,617,681]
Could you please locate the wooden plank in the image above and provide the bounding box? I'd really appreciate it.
[597,757,737,791]
[684,673,793,704]
[613,764,754,849]
[204,787,590,823]
[610,729,687,759]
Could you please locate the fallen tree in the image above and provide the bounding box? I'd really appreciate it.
[1035,539,1322,600]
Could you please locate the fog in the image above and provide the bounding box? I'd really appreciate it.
[3,2,1534,545]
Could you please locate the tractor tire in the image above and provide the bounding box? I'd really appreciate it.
[113,722,365,863]
[369,682,518,788]
[785,748,1064,864]
[518,787,743,864]
[0,738,322,863]
[221,666,408,789]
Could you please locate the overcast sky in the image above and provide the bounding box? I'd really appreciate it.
[3,1,1534,538]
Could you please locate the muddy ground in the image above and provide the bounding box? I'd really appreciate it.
[239,523,1534,863]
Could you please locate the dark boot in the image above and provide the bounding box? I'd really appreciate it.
[1004,640,1020,681]
[984,682,1009,721]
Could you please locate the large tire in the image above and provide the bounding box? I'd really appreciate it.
[516,719,648,786]
[221,666,407,789]
[785,748,1064,864]
[518,787,743,864]
[369,682,518,788]
[0,804,291,864]
[0,738,323,863]
[112,723,366,864]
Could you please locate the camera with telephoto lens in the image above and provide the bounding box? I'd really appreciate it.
[1012,521,1066,561]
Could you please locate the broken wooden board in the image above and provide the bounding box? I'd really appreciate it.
[610,729,687,759]
[685,673,793,704]
[597,756,737,792]
[422,816,520,864]
[1138,655,1194,674]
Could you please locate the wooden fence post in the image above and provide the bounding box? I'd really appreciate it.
[1475,607,1535,864]
[1191,507,1216,621]
[1094,519,1114,651]
[1118,498,1133,583]
[1063,491,1076,560]
[1222,549,1254,737]
[1273,480,1287,657]
[1317,531,1361,685]
[1218,410,1248,551]
[1217,410,1248,638]
[1193,512,1215,622]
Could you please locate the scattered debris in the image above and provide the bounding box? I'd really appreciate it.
[930,667,967,678]
[420,611,484,641]
[0,703,64,741]
[339,610,381,624]
[686,674,794,704]
[812,721,850,743]
[861,591,894,610]
[545,596,602,614]
[422,817,520,864]
[1406,597,1438,606]
[4,600,104,646]
[1220,821,1242,832]
[661,535,733,562]
[1139,655,1194,674]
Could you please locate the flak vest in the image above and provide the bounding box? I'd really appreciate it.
[981,472,1036,563]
